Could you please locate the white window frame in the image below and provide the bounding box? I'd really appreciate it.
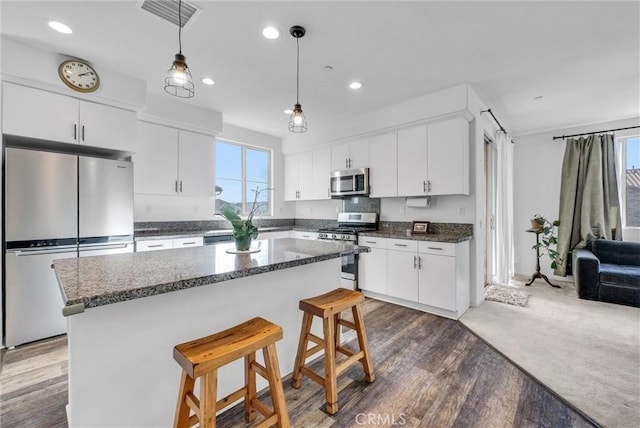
[215,139,272,216]
[615,132,640,235]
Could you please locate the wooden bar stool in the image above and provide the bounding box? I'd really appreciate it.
[291,288,374,414]
[173,317,290,428]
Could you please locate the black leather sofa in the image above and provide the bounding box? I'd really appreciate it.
[573,240,640,307]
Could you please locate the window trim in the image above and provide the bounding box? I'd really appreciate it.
[215,138,272,217]
[616,133,640,230]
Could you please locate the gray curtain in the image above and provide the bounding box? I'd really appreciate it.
[555,134,622,276]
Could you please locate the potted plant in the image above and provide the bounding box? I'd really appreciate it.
[531,214,562,269]
[219,187,269,251]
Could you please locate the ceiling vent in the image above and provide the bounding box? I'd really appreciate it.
[141,0,197,28]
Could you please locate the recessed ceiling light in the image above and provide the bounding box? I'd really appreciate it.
[262,26,280,39]
[48,21,72,34]
[284,109,293,115]
[349,81,363,90]
[202,77,215,86]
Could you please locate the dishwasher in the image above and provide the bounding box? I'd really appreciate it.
[203,234,234,245]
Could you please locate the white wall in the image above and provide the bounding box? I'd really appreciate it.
[513,117,640,280]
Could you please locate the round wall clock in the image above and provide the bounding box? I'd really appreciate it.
[58,59,100,93]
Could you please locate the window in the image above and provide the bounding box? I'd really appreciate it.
[618,135,640,228]
[215,140,271,216]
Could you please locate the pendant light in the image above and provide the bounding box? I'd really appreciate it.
[288,26,307,133]
[164,0,194,98]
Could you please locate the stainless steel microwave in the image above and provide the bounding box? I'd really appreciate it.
[330,168,369,197]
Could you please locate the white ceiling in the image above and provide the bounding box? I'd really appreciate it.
[1,1,638,144]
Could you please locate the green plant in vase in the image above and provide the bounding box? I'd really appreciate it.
[219,187,269,251]
[531,214,562,270]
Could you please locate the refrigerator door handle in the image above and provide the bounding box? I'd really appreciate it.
[9,248,78,256]
[79,243,131,252]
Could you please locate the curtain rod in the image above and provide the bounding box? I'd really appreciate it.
[552,125,640,140]
[480,109,515,143]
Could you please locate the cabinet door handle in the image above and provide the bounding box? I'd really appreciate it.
[418,256,423,269]
[394,243,408,247]
[427,180,432,192]
[427,247,443,250]
[364,240,377,244]
[423,180,427,193]
[180,180,183,193]
[181,242,196,245]
[413,255,417,268]
[81,125,85,141]
[73,124,77,140]
[148,244,165,248]
[345,158,349,168]
[175,180,179,193]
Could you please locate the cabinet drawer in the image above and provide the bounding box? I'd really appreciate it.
[358,236,387,249]
[387,238,418,252]
[173,237,203,248]
[136,239,173,252]
[418,241,455,256]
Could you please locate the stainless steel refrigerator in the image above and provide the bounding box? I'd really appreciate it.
[3,147,133,347]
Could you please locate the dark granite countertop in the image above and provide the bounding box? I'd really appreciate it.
[358,230,472,243]
[134,226,293,240]
[53,238,368,314]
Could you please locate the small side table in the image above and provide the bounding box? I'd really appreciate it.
[525,228,561,288]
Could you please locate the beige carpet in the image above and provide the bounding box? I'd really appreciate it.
[460,278,640,428]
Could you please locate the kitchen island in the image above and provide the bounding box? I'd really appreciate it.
[53,238,365,428]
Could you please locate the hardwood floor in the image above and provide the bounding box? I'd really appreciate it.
[0,334,68,428]
[0,300,597,427]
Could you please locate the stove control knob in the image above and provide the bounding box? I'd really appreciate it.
[331,234,337,240]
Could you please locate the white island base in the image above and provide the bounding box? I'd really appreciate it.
[66,258,339,427]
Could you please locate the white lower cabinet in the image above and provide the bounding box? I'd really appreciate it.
[291,230,319,240]
[136,237,203,252]
[386,239,419,301]
[358,236,470,319]
[358,237,387,295]
[258,230,291,240]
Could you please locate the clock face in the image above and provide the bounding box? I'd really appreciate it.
[58,60,100,92]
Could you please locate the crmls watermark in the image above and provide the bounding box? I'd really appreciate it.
[355,413,407,425]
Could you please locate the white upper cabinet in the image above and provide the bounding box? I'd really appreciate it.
[3,82,78,143]
[2,82,136,152]
[284,154,299,201]
[396,117,469,197]
[284,152,313,201]
[285,147,331,201]
[331,138,369,171]
[177,130,216,196]
[134,122,178,195]
[427,117,469,195]
[369,131,398,198]
[312,146,331,200]
[397,124,428,197]
[79,101,136,152]
[134,121,214,197]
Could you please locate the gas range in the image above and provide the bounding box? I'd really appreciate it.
[316,212,378,243]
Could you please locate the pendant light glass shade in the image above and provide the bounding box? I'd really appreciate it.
[288,103,307,133]
[165,53,194,98]
[288,26,307,133]
[164,0,194,98]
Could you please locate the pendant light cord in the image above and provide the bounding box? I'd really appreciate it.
[296,37,300,104]
[178,0,183,54]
